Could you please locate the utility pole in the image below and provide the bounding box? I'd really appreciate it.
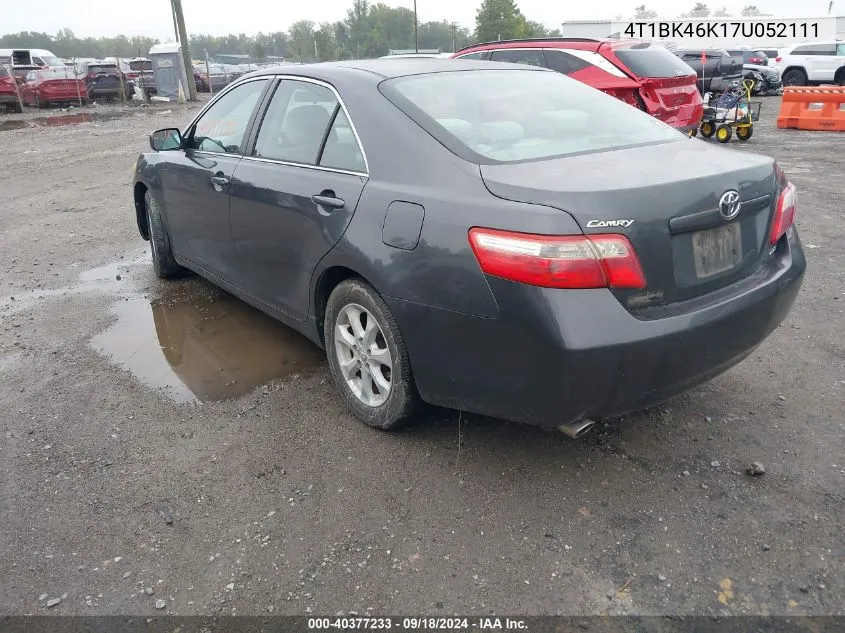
[171,0,197,100]
[451,21,457,53]
[413,0,419,53]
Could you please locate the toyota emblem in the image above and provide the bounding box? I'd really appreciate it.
[719,190,741,220]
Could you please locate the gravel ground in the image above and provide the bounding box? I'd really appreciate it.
[0,96,843,617]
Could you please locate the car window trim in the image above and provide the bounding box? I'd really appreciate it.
[241,74,370,176]
[183,76,273,158]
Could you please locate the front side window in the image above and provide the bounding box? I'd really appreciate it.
[381,69,682,164]
[188,79,267,153]
[489,49,545,67]
[253,80,337,165]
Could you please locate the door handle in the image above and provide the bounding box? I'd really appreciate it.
[210,175,230,187]
[311,193,345,210]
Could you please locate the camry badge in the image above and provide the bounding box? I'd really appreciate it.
[586,219,634,228]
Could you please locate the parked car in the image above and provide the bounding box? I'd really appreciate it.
[132,60,805,434]
[0,65,23,112]
[20,68,87,108]
[675,48,743,95]
[725,48,783,94]
[453,38,703,133]
[194,63,231,92]
[110,57,157,97]
[771,41,845,86]
[80,62,132,101]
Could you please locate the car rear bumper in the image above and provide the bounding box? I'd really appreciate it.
[389,228,805,428]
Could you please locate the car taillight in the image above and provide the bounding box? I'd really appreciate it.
[770,183,796,245]
[468,228,646,289]
[775,56,782,62]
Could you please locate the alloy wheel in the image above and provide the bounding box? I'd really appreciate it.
[334,303,392,407]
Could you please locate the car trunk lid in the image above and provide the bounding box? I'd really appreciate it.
[480,141,778,311]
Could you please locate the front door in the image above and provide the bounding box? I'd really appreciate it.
[229,78,368,321]
[159,78,269,280]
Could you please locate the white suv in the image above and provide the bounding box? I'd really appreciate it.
[772,41,845,86]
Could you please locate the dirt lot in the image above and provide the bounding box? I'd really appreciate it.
[0,97,843,618]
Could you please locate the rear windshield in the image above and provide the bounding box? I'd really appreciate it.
[380,69,682,165]
[129,60,153,71]
[613,44,696,78]
[88,65,118,73]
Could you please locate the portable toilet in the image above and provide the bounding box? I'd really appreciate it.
[149,42,189,100]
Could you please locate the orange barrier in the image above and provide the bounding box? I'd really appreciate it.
[777,86,845,131]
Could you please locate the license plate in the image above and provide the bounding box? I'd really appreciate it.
[692,223,742,278]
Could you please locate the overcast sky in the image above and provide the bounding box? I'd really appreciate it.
[3,0,835,40]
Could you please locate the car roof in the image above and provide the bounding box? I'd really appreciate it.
[246,58,548,80]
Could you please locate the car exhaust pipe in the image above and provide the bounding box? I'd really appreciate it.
[558,418,596,439]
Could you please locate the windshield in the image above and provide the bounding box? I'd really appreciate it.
[380,69,682,164]
[41,55,64,68]
[613,44,696,78]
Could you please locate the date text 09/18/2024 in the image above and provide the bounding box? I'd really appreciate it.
[307,617,528,630]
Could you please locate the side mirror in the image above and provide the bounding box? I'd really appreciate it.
[150,128,183,152]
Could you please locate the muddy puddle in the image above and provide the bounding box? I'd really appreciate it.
[0,111,128,132]
[92,286,325,403]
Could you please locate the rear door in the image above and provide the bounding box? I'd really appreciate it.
[159,78,270,280]
[808,43,840,81]
[228,78,367,321]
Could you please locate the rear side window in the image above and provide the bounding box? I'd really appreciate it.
[543,49,590,75]
[381,69,681,165]
[489,49,545,67]
[319,109,366,173]
[456,51,484,60]
[614,45,696,77]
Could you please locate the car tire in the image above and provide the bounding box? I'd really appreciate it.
[144,190,185,279]
[781,68,807,87]
[324,278,420,430]
[835,69,845,86]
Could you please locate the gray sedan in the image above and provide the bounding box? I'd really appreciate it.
[132,59,805,436]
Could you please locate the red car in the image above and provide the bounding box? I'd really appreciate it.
[0,65,23,112]
[452,38,703,132]
[20,69,87,108]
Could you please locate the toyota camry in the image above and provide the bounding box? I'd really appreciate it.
[132,59,805,436]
